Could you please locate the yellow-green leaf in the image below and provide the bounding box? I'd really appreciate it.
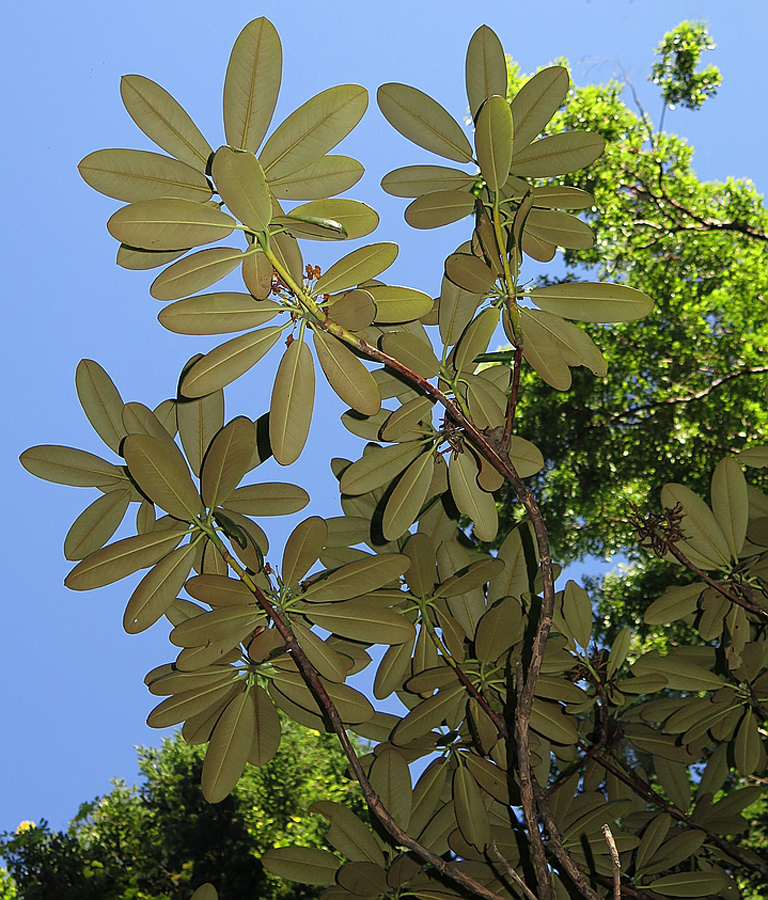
[315,243,398,296]
[223,17,282,154]
[65,526,187,591]
[326,289,376,331]
[20,445,125,488]
[368,285,434,324]
[648,872,727,897]
[381,165,476,198]
[147,679,240,729]
[404,190,475,229]
[262,847,341,886]
[303,553,409,602]
[282,516,328,586]
[117,245,186,270]
[511,131,605,177]
[377,83,473,163]
[123,541,198,633]
[159,292,281,335]
[261,85,368,180]
[223,482,310,516]
[465,26,507,119]
[76,359,126,453]
[212,147,272,233]
[383,450,435,540]
[310,801,384,865]
[370,748,411,829]
[202,684,257,802]
[151,247,244,301]
[711,457,748,561]
[108,198,235,251]
[249,683,282,766]
[176,380,224,476]
[474,95,513,193]
[518,307,571,390]
[661,483,731,570]
[524,282,653,323]
[181,326,284,397]
[525,209,594,250]
[242,249,273,299]
[444,253,495,295]
[190,884,218,900]
[339,442,424,495]
[201,417,255,509]
[64,488,132,561]
[312,329,380,416]
[123,434,201,521]
[268,154,363,200]
[270,338,315,465]
[530,699,578,744]
[286,198,378,240]
[78,149,212,203]
[120,74,212,170]
[453,765,490,850]
[438,276,483,346]
[448,449,498,542]
[509,66,569,154]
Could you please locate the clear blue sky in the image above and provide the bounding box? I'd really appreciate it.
[3,0,766,832]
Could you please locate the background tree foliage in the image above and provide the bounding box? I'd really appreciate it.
[1,726,362,900]
[16,15,768,900]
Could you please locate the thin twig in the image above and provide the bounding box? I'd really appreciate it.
[602,824,621,900]
[491,841,539,900]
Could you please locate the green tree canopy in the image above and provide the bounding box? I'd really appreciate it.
[1,726,363,900]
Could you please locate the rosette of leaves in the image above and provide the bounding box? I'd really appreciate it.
[378,24,653,390]
[20,358,309,636]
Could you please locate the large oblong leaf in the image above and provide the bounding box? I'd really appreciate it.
[107,198,235,251]
[270,337,315,465]
[474,95,513,193]
[202,684,257,803]
[339,442,424,496]
[123,541,198,633]
[176,380,224,476]
[20,445,125,488]
[382,450,435,540]
[223,17,282,154]
[282,516,328,586]
[465,25,508,119]
[223,482,309,516]
[123,433,201,521]
[78,149,213,203]
[711,456,748,561]
[510,131,606,177]
[303,599,415,645]
[367,285,433,324]
[262,847,340,886]
[64,488,132,560]
[260,85,368,180]
[201,417,255,509]
[286,199,378,240]
[65,526,187,591]
[404,190,475,229]
[150,247,244,301]
[312,329,380,416]
[303,553,409,602]
[661,483,731,569]
[120,75,212,170]
[212,147,272,233]
[268,155,363,200]
[381,165,476,198]
[377,83,473,163]
[181,326,284,397]
[509,66,569,154]
[314,243,398,296]
[159,292,281,335]
[524,209,594,251]
[449,448,498,542]
[76,359,126,453]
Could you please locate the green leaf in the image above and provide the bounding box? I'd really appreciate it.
[734,711,764,776]
[150,247,245,301]
[394,682,465,745]
[223,482,309,516]
[453,765,490,850]
[381,396,436,442]
[452,308,499,375]
[438,276,483,346]
[159,292,281,335]
[270,337,315,465]
[444,253,496,295]
[648,872,727,897]
[381,165,476,198]
[64,488,132,560]
[211,148,272,236]
[509,66,569,154]
[120,75,212,170]
[202,684,257,803]
[123,434,201,521]
[370,748,411,829]
[286,199,378,240]
[123,541,198,633]
[147,680,240,729]
[465,26,507,119]
[268,155,364,200]
[242,249,273,299]
[116,245,186,270]
[644,583,704,626]
[249,683,281,766]
[314,243,398,296]
[711,456,748,561]
[474,95,513,193]
[262,847,341,886]
[312,329,380,416]
[76,359,127,453]
[20,445,125,488]
[326,290,376,331]
[191,884,218,900]
[78,149,212,203]
[560,580,593,648]
[377,83,473,163]
[200,417,255,509]
[176,378,224,476]
[530,699,579,744]
[448,449,498,542]
[382,450,435,540]
[404,190,475,229]
[270,671,373,724]
[107,198,236,251]
[303,553,409,602]
[518,307,571,390]
[261,85,368,180]
[524,282,653,323]
[661,483,731,569]
[65,526,187,591]
[181,326,284,397]
[340,442,425,496]
[223,17,282,154]
[511,131,606,177]
[310,801,384,865]
[524,209,594,250]
[368,285,434,324]
[282,516,328,587]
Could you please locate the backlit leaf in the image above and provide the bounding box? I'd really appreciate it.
[270,337,315,465]
[404,191,475,229]
[282,516,328,586]
[78,149,212,203]
[201,417,255,509]
[466,26,507,119]
[711,457,748,561]
[303,553,409,602]
[65,526,187,591]
[147,679,240,729]
[340,442,424,495]
[368,286,434,324]
[312,329,380,416]
[76,359,126,453]
[261,85,368,180]
[120,75,212,169]
[212,147,272,233]
[509,66,569,153]
[438,276,483,346]
[382,450,435,540]
[524,209,594,250]
[159,292,281,335]
[249,683,282,766]
[379,332,439,379]
[530,699,578,744]
[394,682,465,745]
[151,247,245,301]
[223,482,310,516]
[511,131,605,177]
[21,445,125,488]
[326,290,376,331]
[524,281,653,323]
[202,684,257,803]
[176,377,224,476]
[370,748,411,829]
[287,199,378,240]
[270,671,373,724]
[474,95,513,193]
[242,249,273,299]
[64,488,132,560]
[117,245,186,270]
[268,154,363,200]
[454,765,490,850]
[123,433,201,521]
[223,17,282,154]
[648,872,727,897]
[381,165,475,198]
[450,448,498,541]
[378,83,473,162]
[262,847,341,886]
[107,198,235,251]
[310,801,384,865]
[181,326,284,397]
[661,483,731,569]
[123,541,198,633]
[518,307,571,390]
[315,243,398,296]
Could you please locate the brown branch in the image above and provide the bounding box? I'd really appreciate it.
[491,842,540,900]
[500,340,524,458]
[215,544,509,900]
[602,824,621,900]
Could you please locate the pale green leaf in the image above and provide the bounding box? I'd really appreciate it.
[326,289,376,331]
[147,679,240,729]
[379,332,439,379]
[76,359,127,453]
[524,281,653,323]
[438,276,483,346]
[310,801,384,865]
[159,292,281,335]
[270,338,315,465]
[223,482,310,516]
[449,449,498,542]
[123,541,198,633]
[200,417,255,509]
[312,329,380,416]
[123,433,201,521]
[466,26,507,118]
[176,379,224,476]
[525,208,594,250]
[511,131,605,177]
[340,442,424,495]
[474,95,513,193]
[107,198,235,251]
[116,245,186,270]
[286,198,378,240]
[212,147,272,234]
[202,685,257,802]
[282,516,328,586]
[314,243,398,296]
[381,165,475,198]
[181,326,284,397]
[268,154,363,200]
[20,445,126,488]
[262,847,341,886]
[151,247,245,301]
[453,765,490,850]
[303,553,409,602]
[370,748,411,829]
[404,190,475,229]
[79,149,212,203]
[368,285,434,324]
[242,249,273,299]
[711,457,748,561]
[64,488,132,560]
[661,483,731,569]
[249,683,282,766]
[509,66,569,154]
[444,253,496,295]
[382,450,435,540]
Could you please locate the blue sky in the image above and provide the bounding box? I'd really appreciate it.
[3,0,766,832]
